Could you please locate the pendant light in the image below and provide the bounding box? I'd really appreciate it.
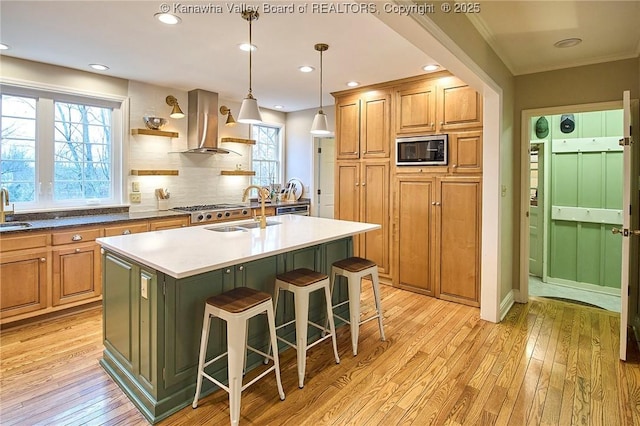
[237,10,263,124]
[310,43,330,135]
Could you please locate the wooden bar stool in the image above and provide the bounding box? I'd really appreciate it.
[271,268,340,388]
[192,287,285,426]
[329,257,386,356]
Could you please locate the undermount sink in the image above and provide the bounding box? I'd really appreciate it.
[206,225,247,233]
[0,222,32,231]
[236,220,281,229]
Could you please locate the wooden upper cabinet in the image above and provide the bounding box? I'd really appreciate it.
[437,78,483,131]
[335,90,390,160]
[361,91,391,158]
[449,131,483,174]
[395,82,437,134]
[336,95,361,160]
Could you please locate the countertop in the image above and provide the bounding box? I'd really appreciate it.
[97,215,379,279]
[0,209,190,234]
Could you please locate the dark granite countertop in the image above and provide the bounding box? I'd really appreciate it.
[0,207,189,235]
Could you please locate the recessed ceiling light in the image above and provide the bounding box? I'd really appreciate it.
[274,105,284,109]
[554,38,582,48]
[0,43,10,50]
[154,13,181,25]
[89,63,109,71]
[422,64,439,72]
[299,66,315,73]
[239,43,257,52]
[346,81,360,87]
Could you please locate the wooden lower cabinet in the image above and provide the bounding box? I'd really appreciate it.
[52,242,102,306]
[0,249,48,319]
[336,160,390,276]
[394,176,481,306]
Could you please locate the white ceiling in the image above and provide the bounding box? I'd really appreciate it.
[1,1,639,113]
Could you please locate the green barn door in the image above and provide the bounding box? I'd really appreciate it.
[549,110,624,291]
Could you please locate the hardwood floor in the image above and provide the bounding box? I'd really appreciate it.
[1,285,639,425]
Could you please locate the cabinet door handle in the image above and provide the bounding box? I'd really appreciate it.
[40,257,46,263]
[361,182,366,186]
[430,122,434,127]
[122,229,131,235]
[452,164,458,168]
[355,182,359,186]
[440,121,444,126]
[75,248,81,253]
[432,201,436,206]
[225,268,231,274]
[71,234,83,241]
[238,265,244,271]
[435,202,441,206]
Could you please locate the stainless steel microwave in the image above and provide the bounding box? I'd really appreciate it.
[396,134,448,166]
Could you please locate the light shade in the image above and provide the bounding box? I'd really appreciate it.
[310,110,330,135]
[237,95,262,124]
[169,104,185,119]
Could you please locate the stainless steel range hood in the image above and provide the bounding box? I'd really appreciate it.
[184,89,232,154]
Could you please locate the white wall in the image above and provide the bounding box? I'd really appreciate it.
[284,105,335,197]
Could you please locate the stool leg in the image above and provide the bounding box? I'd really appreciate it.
[347,273,362,356]
[265,303,285,400]
[294,291,310,388]
[370,268,386,341]
[324,283,340,365]
[227,316,247,426]
[265,285,281,363]
[192,309,211,409]
[322,268,339,336]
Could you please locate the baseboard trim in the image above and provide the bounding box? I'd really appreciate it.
[500,290,515,321]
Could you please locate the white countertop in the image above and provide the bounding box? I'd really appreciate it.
[96,215,380,279]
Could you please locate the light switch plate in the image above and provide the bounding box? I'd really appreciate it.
[130,193,141,203]
[132,181,140,192]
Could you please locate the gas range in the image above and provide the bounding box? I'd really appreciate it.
[171,203,251,224]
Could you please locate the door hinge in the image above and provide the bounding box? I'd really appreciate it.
[317,189,321,195]
[318,147,322,154]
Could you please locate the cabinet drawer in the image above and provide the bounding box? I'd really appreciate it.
[104,222,149,237]
[0,233,49,252]
[52,228,102,245]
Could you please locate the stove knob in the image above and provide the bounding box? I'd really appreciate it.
[197,214,204,221]
[242,209,248,216]
[224,212,231,217]
[205,213,212,220]
[216,212,223,219]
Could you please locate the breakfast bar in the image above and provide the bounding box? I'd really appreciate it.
[96,215,379,424]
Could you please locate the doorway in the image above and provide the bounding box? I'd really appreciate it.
[523,106,625,312]
[314,137,335,218]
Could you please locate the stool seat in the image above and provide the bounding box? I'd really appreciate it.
[270,268,340,388]
[193,287,284,426]
[333,257,376,273]
[276,268,327,287]
[206,287,271,313]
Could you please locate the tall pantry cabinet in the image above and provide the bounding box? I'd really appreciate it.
[334,89,391,276]
[334,72,483,307]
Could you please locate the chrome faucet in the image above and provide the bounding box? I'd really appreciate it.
[1,187,14,223]
[242,185,270,229]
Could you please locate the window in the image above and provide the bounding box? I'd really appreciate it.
[251,124,283,188]
[0,87,123,209]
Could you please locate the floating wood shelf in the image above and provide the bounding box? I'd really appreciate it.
[130,169,179,176]
[220,170,256,176]
[220,137,256,145]
[131,129,179,138]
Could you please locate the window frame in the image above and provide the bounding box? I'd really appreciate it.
[251,122,284,188]
[0,82,127,211]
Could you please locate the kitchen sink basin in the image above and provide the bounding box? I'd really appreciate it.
[237,220,281,229]
[206,225,247,233]
[0,222,33,231]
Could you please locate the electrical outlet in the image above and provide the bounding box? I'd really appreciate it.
[129,193,141,203]
[132,181,140,192]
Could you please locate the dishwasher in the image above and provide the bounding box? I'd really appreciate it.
[275,204,310,216]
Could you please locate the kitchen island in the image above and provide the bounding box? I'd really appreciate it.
[96,215,379,424]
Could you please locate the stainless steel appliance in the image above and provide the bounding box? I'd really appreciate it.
[396,134,448,166]
[171,204,250,224]
[275,204,309,216]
